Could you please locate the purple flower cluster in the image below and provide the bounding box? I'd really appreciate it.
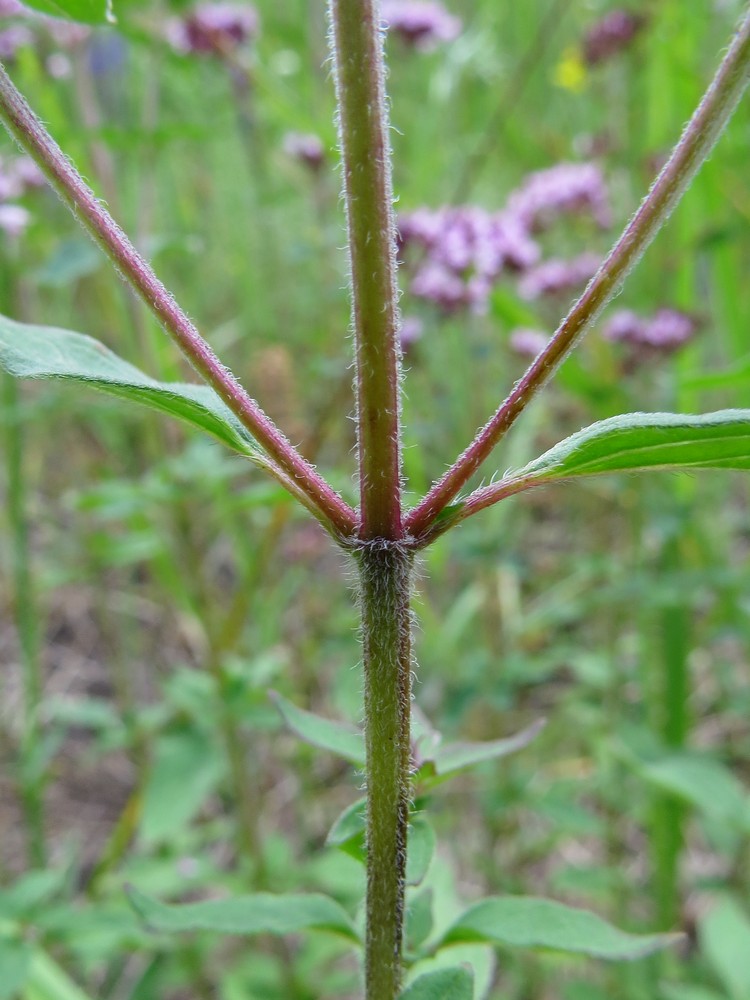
[509,328,549,358]
[399,205,539,312]
[0,0,89,70]
[282,132,325,172]
[167,2,259,57]
[0,153,44,237]
[518,251,600,301]
[584,10,646,66]
[398,162,610,313]
[603,308,698,351]
[380,1,461,51]
[507,162,611,231]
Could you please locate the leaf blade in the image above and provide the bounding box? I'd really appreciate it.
[442,896,681,960]
[270,691,365,767]
[126,886,360,943]
[399,966,474,1000]
[0,316,261,460]
[514,411,750,484]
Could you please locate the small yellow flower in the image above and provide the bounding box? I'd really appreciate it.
[553,46,587,93]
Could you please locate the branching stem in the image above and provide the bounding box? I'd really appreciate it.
[0,62,358,541]
[406,8,750,542]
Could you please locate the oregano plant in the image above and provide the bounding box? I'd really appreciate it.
[1,3,750,999]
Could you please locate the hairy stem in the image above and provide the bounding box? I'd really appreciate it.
[0,62,357,540]
[328,0,402,540]
[356,541,412,1000]
[406,8,750,541]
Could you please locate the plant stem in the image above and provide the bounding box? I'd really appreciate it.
[0,62,357,541]
[328,4,411,994]
[406,8,750,541]
[2,373,46,867]
[356,540,413,1000]
[328,0,402,541]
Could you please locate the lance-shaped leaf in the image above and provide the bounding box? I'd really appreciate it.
[270,691,365,766]
[127,886,360,943]
[514,410,750,484]
[0,316,262,461]
[399,966,474,1000]
[442,896,681,960]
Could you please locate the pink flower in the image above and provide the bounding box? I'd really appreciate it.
[506,162,612,230]
[167,2,259,56]
[380,1,461,51]
[518,252,600,300]
[282,132,325,172]
[603,308,698,352]
[509,328,549,357]
[0,203,31,236]
[584,10,646,67]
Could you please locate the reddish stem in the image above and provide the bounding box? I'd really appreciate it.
[406,8,750,543]
[0,62,358,540]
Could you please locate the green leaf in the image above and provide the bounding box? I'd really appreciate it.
[406,816,437,886]
[17,0,111,24]
[699,897,750,1000]
[126,886,359,943]
[25,949,97,1000]
[0,938,32,1000]
[512,411,750,485]
[0,869,67,919]
[661,986,728,1000]
[326,798,366,851]
[431,719,545,777]
[399,966,474,1000]
[0,316,261,460]
[270,692,365,767]
[140,730,225,843]
[628,754,750,831]
[442,896,680,960]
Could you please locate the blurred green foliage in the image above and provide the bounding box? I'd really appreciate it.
[1,0,750,997]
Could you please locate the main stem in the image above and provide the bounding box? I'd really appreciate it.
[328,2,410,996]
[357,541,412,1000]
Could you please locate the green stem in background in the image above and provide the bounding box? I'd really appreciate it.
[406,7,750,541]
[651,524,691,931]
[356,541,413,1000]
[2,373,46,867]
[0,61,358,540]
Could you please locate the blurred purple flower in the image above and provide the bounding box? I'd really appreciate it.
[0,0,25,15]
[42,17,90,48]
[282,132,325,172]
[410,260,469,312]
[584,10,646,66]
[506,162,611,230]
[399,205,540,312]
[380,0,461,51]
[509,328,549,357]
[0,154,44,237]
[399,315,424,350]
[518,251,600,300]
[0,203,31,237]
[603,307,697,351]
[167,2,259,56]
[0,24,32,59]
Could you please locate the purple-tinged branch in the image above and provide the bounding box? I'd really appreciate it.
[406,8,750,542]
[0,61,358,541]
[329,0,403,541]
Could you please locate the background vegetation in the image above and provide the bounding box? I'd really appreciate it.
[1,1,750,997]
